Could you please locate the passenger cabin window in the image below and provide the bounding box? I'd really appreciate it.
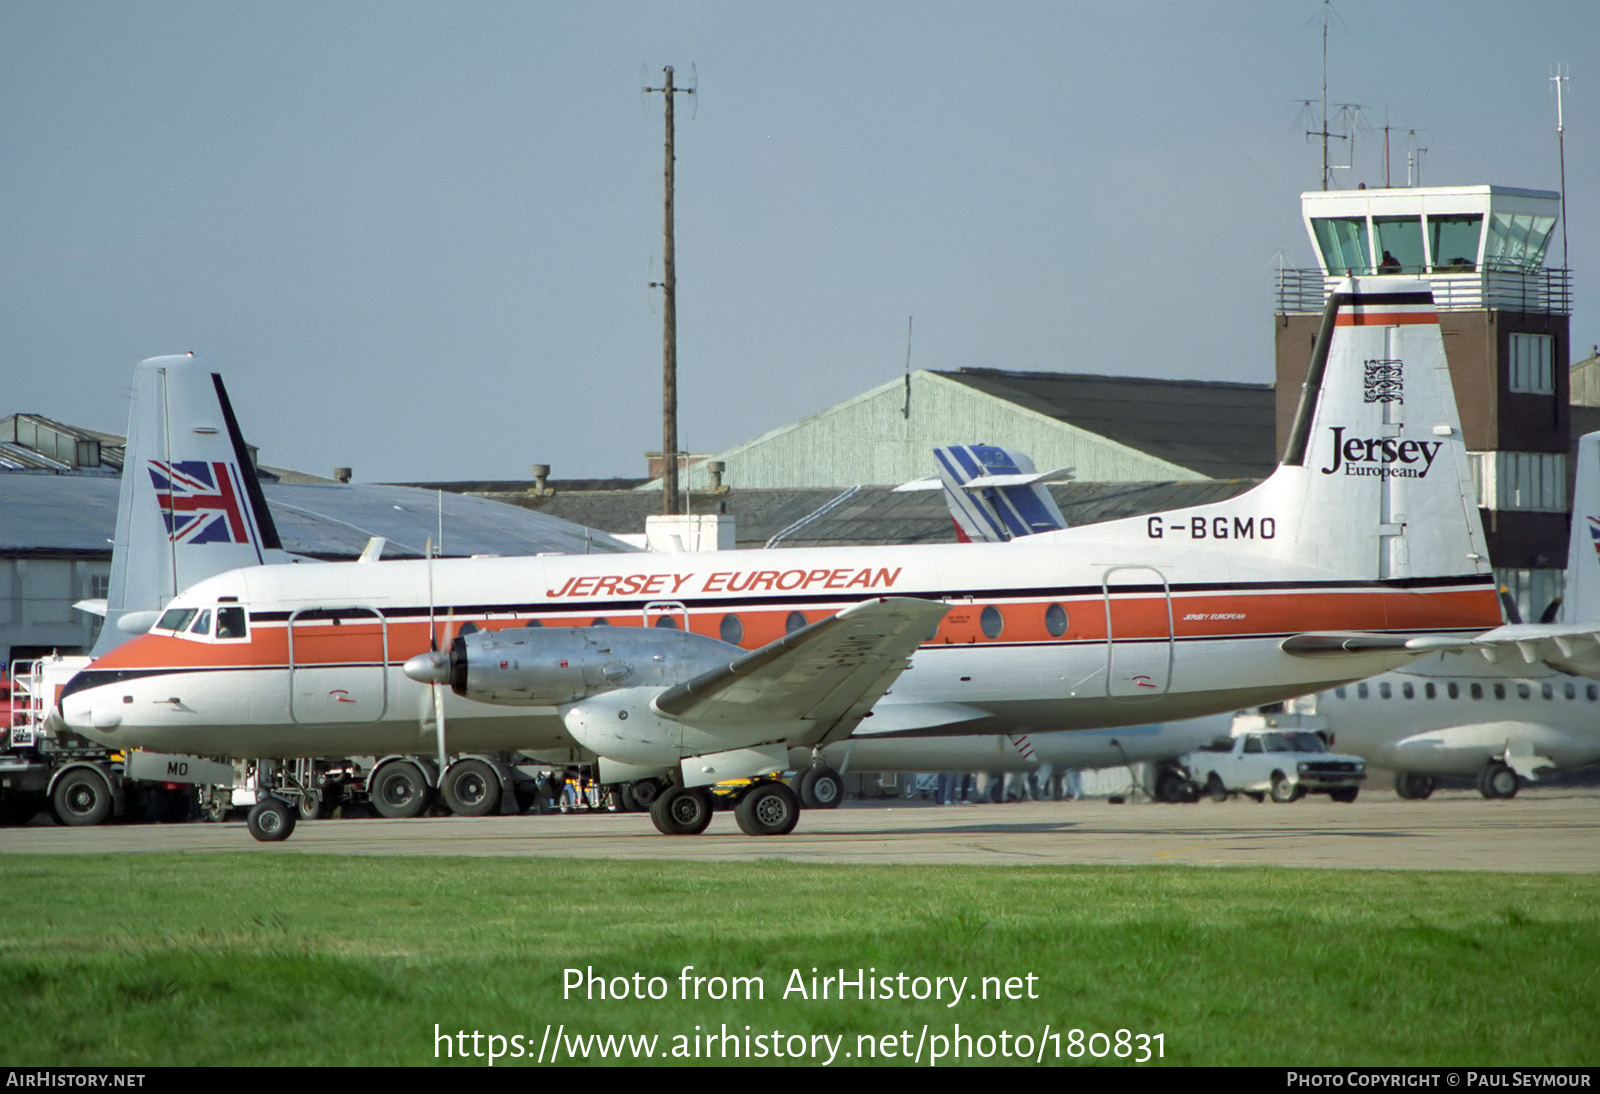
[1378,682,1392,699]
[720,614,744,645]
[1541,683,1554,700]
[1564,681,1577,700]
[1401,682,1414,699]
[1045,603,1068,637]
[980,605,1003,639]
[1493,683,1506,701]
[1334,686,1347,699]
[1517,683,1532,700]
[1589,685,1598,702]
[1357,683,1369,699]
[785,612,808,634]
[654,615,679,629]
[1447,683,1460,699]
[1469,683,1483,701]
[1425,683,1437,699]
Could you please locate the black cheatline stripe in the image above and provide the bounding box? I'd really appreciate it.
[1330,291,1436,307]
[243,572,1494,623]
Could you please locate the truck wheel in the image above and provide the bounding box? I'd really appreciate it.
[371,760,432,818]
[1270,772,1305,803]
[51,768,113,827]
[799,767,844,809]
[1205,774,1228,803]
[247,798,297,842]
[442,759,501,817]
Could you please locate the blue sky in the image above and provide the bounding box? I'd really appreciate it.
[3,1,1595,482]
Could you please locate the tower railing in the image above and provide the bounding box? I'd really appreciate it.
[1275,265,1571,315]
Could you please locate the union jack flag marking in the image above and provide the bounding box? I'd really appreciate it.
[148,460,251,545]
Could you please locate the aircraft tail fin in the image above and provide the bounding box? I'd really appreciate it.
[1255,277,1492,583]
[933,444,1070,543]
[1066,278,1493,601]
[1560,432,1600,624]
[97,354,288,653]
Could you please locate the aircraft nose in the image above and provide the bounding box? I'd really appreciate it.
[403,651,450,685]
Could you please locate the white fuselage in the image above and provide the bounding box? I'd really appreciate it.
[1304,659,1600,778]
[59,524,1497,762]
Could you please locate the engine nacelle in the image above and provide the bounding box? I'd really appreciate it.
[440,626,740,706]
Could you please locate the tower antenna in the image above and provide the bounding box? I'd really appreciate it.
[1551,65,1570,269]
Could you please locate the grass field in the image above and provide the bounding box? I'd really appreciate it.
[1,854,1595,1067]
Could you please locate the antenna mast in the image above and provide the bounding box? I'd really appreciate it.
[1552,65,1570,269]
[646,65,694,515]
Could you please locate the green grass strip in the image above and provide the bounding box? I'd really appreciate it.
[2,855,1595,1066]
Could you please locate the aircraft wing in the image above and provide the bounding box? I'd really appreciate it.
[1396,623,1600,680]
[653,596,949,748]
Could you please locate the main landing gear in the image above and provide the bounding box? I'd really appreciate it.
[647,778,803,837]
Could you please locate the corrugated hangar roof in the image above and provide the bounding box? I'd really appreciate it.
[508,480,1259,549]
[0,476,637,558]
[934,369,1278,480]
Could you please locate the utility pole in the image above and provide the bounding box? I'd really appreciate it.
[647,66,693,515]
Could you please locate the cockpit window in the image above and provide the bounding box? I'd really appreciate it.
[189,610,212,636]
[157,608,197,633]
[217,607,247,639]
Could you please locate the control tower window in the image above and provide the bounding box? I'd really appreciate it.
[1311,217,1371,274]
[1373,217,1425,275]
[1426,214,1481,271]
[1486,212,1556,270]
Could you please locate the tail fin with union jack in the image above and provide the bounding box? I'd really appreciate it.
[96,354,290,652]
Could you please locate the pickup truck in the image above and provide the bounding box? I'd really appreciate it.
[1181,729,1365,803]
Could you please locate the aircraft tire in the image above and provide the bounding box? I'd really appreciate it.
[626,778,663,811]
[1205,774,1228,803]
[51,767,113,827]
[1269,772,1305,803]
[247,798,297,842]
[1394,773,1436,800]
[1478,762,1518,800]
[442,759,501,817]
[799,767,844,809]
[371,760,433,819]
[650,786,712,835]
[734,782,801,836]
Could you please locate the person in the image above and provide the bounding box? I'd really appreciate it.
[1378,250,1402,274]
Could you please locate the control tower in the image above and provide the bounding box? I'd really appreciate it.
[1274,185,1572,621]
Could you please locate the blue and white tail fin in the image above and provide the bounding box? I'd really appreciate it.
[1560,432,1600,625]
[933,444,1070,543]
[95,354,289,652]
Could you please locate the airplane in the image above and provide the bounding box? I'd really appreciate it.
[1280,430,1600,799]
[59,278,1504,841]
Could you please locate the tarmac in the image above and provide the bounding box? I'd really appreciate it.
[1,788,1596,872]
